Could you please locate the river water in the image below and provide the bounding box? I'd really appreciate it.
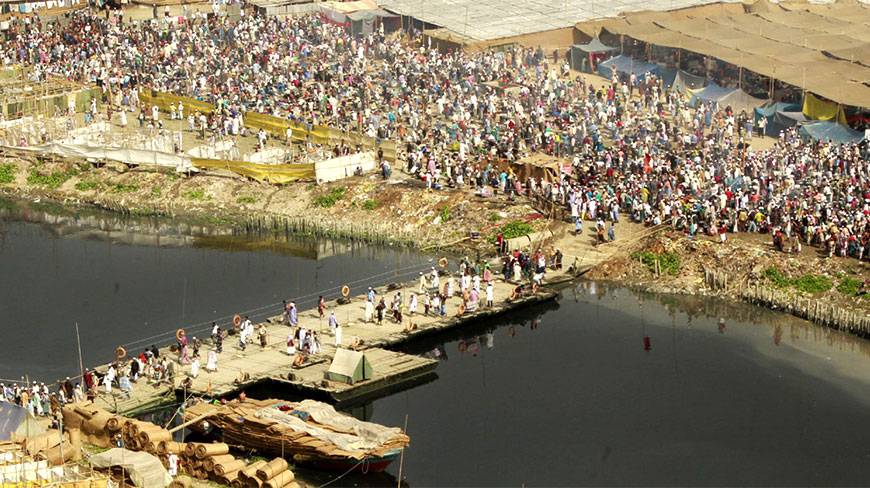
[0,198,429,381]
[3,199,870,486]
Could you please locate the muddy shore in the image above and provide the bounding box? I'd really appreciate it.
[4,153,870,341]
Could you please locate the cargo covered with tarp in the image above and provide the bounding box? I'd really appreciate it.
[0,403,44,442]
[597,54,660,79]
[183,398,409,468]
[88,449,170,488]
[799,121,866,145]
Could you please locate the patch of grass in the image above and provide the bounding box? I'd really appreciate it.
[110,183,139,194]
[498,221,534,240]
[837,276,863,297]
[0,163,16,184]
[439,206,451,222]
[362,199,379,211]
[236,195,257,205]
[183,189,206,201]
[631,250,681,276]
[27,167,78,189]
[75,180,103,191]
[762,266,791,288]
[314,187,346,208]
[488,212,503,222]
[762,266,833,294]
[151,186,162,197]
[792,274,833,294]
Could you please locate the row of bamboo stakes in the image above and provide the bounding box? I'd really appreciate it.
[61,402,296,488]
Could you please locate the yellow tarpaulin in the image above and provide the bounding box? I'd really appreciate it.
[138,90,215,116]
[802,93,848,125]
[192,158,315,184]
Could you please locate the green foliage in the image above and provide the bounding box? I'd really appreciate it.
[837,276,863,297]
[236,195,257,205]
[75,180,103,191]
[488,212,503,222]
[762,266,833,294]
[27,167,78,189]
[498,221,534,240]
[183,189,206,200]
[151,186,162,197]
[439,206,451,222]
[110,183,139,194]
[314,187,346,208]
[791,274,833,294]
[0,164,16,184]
[762,266,791,288]
[362,199,379,211]
[631,251,681,276]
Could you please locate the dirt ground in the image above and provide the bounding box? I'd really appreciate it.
[585,224,870,315]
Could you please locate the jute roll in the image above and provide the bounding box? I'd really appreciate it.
[245,477,263,488]
[256,458,288,481]
[239,460,267,481]
[168,477,192,488]
[183,443,197,458]
[158,441,185,455]
[195,443,229,459]
[203,454,235,472]
[83,411,112,434]
[263,470,295,488]
[214,459,247,477]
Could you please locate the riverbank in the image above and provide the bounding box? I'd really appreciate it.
[585,226,870,338]
[0,152,546,252]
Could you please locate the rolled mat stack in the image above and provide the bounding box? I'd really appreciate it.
[62,403,123,448]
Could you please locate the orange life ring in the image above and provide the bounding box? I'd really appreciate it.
[438,257,448,268]
[175,328,186,342]
[456,303,466,316]
[232,315,242,328]
[341,285,350,297]
[115,346,127,360]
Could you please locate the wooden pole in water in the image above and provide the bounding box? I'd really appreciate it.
[75,322,85,383]
[396,414,408,488]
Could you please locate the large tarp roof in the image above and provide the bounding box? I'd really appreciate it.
[800,121,866,144]
[577,0,870,108]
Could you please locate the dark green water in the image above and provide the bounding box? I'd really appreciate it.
[3,199,870,486]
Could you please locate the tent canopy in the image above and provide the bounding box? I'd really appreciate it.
[597,54,660,79]
[326,348,373,385]
[689,83,735,107]
[573,38,616,53]
[799,121,866,145]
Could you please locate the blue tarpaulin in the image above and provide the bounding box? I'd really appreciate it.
[597,55,660,79]
[799,121,866,145]
[754,102,802,137]
[689,83,735,108]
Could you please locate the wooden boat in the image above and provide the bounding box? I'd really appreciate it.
[183,398,408,473]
